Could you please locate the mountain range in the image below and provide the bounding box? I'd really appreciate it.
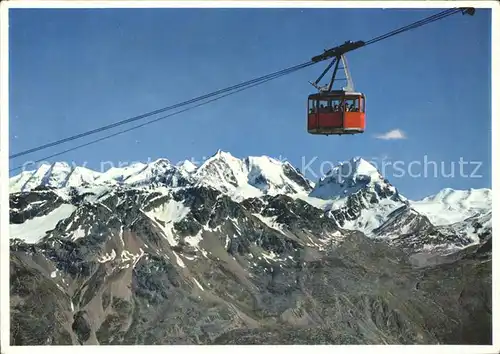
[8,150,492,345]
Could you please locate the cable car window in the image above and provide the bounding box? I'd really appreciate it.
[344,97,360,112]
[332,99,342,111]
[318,100,329,112]
[308,99,316,113]
[318,99,337,112]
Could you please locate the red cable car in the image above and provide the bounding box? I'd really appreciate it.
[307,53,366,136]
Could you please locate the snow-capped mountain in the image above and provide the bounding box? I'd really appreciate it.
[309,157,397,199]
[300,157,407,236]
[193,150,313,200]
[9,151,491,254]
[412,188,492,225]
[9,150,492,345]
[9,162,102,192]
[10,151,313,199]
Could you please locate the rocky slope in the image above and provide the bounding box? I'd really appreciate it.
[8,151,492,345]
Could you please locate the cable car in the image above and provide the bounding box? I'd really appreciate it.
[307,90,365,135]
[307,52,366,136]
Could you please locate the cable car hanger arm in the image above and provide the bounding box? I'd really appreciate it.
[311,40,365,63]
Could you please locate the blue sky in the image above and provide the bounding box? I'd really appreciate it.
[9,7,491,199]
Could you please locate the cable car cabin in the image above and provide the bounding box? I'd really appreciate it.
[307,91,366,135]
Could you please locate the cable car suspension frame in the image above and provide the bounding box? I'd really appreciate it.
[310,53,354,93]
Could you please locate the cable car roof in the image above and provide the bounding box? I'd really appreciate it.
[308,91,365,99]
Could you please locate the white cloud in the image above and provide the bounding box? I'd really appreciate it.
[374,129,407,140]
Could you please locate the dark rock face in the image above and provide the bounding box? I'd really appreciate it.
[10,255,74,345]
[327,186,405,228]
[10,190,64,224]
[372,205,474,254]
[280,162,314,193]
[8,169,492,345]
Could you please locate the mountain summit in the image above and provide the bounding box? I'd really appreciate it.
[310,157,394,199]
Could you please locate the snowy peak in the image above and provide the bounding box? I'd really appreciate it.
[177,160,197,173]
[412,188,491,226]
[116,158,174,186]
[10,170,41,193]
[193,150,313,199]
[10,162,101,192]
[306,157,407,235]
[42,162,73,184]
[9,150,314,199]
[9,158,195,193]
[193,150,248,193]
[332,157,380,184]
[65,166,102,187]
[309,157,398,200]
[245,156,313,194]
[96,162,148,184]
[420,187,491,206]
[17,163,53,191]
